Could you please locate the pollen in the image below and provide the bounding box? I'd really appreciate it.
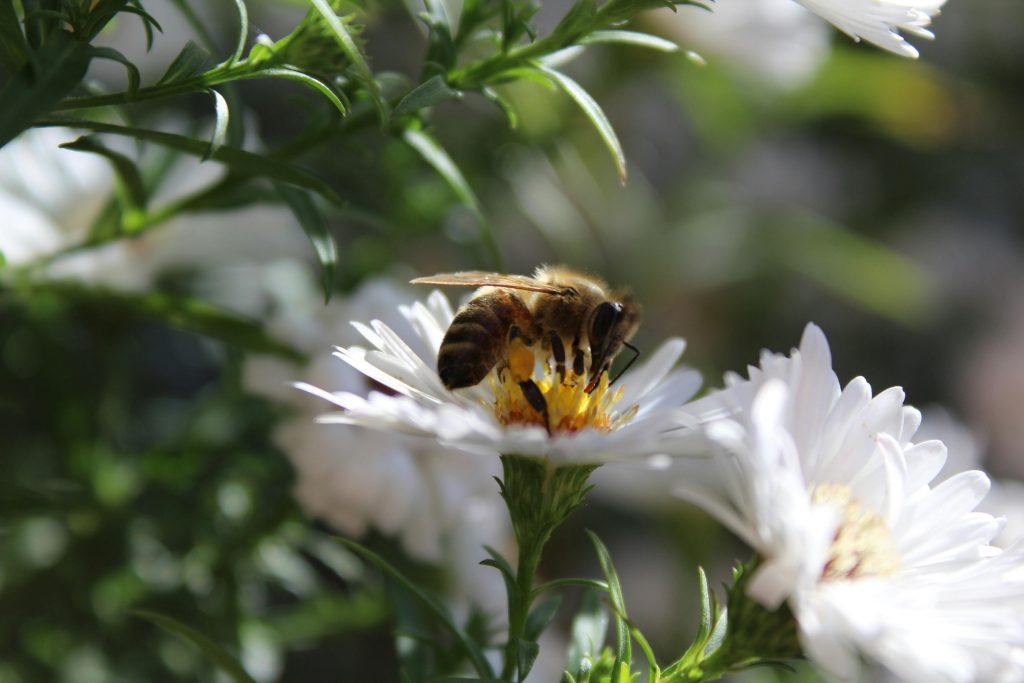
[813,483,901,582]
[489,340,637,434]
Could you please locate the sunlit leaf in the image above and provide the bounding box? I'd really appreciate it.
[206,89,229,159]
[535,65,627,184]
[581,30,678,52]
[227,0,249,65]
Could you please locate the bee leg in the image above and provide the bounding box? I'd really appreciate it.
[571,336,586,377]
[518,379,551,435]
[548,331,566,381]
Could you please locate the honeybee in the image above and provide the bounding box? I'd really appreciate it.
[411,265,641,396]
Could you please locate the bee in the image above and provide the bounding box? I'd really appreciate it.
[411,265,641,397]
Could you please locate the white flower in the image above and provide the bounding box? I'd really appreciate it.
[675,324,1024,683]
[244,278,512,616]
[795,0,947,58]
[297,289,702,466]
[653,0,831,89]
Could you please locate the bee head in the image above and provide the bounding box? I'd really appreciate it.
[585,295,641,393]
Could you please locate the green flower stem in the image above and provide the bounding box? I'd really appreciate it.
[498,455,597,682]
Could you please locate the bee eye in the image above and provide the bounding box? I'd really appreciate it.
[590,302,622,341]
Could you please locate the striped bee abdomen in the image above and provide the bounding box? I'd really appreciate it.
[437,289,532,390]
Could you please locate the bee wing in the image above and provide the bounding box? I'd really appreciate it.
[410,271,565,295]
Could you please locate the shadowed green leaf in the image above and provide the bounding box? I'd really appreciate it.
[86,46,141,96]
[275,183,337,303]
[133,611,257,683]
[59,135,146,211]
[0,0,29,73]
[227,0,249,65]
[0,31,91,147]
[35,117,343,205]
[394,75,462,116]
[565,588,609,680]
[336,536,495,679]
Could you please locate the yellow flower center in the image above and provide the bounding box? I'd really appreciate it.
[489,338,638,434]
[813,483,901,582]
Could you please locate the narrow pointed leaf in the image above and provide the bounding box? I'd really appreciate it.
[402,127,501,268]
[35,118,343,205]
[336,537,495,679]
[275,183,337,303]
[206,88,229,159]
[228,0,249,65]
[243,67,346,116]
[535,65,627,184]
[394,75,462,116]
[585,530,626,616]
[133,610,258,683]
[59,135,146,211]
[525,595,562,641]
[695,566,712,643]
[157,40,214,84]
[87,46,141,96]
[580,30,678,52]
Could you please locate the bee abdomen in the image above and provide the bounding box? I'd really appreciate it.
[438,291,530,390]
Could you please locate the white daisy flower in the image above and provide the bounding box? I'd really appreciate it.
[297,288,702,466]
[794,0,947,58]
[244,278,512,617]
[674,323,1024,683]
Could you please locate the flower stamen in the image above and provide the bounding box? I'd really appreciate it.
[813,483,901,582]
[490,338,635,434]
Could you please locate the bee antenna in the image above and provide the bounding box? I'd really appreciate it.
[610,342,640,385]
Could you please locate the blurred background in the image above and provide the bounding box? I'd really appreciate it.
[2,0,1023,681]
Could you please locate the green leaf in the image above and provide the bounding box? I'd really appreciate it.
[695,567,712,643]
[240,67,347,117]
[309,0,385,120]
[551,0,596,43]
[86,46,141,96]
[580,30,678,52]
[394,75,462,116]
[157,40,214,85]
[482,86,518,129]
[0,31,92,147]
[227,0,249,65]
[0,0,29,73]
[535,65,627,184]
[586,531,632,679]
[35,118,344,206]
[206,88,229,159]
[565,589,609,680]
[516,638,541,680]
[133,610,257,683]
[525,595,562,641]
[402,127,501,268]
[59,135,146,212]
[336,537,495,680]
[274,183,337,304]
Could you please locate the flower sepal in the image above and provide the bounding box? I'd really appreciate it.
[661,561,801,683]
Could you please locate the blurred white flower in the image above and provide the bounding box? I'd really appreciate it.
[795,0,947,58]
[298,289,701,466]
[675,324,1024,683]
[653,0,830,89]
[0,127,311,311]
[244,278,511,617]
